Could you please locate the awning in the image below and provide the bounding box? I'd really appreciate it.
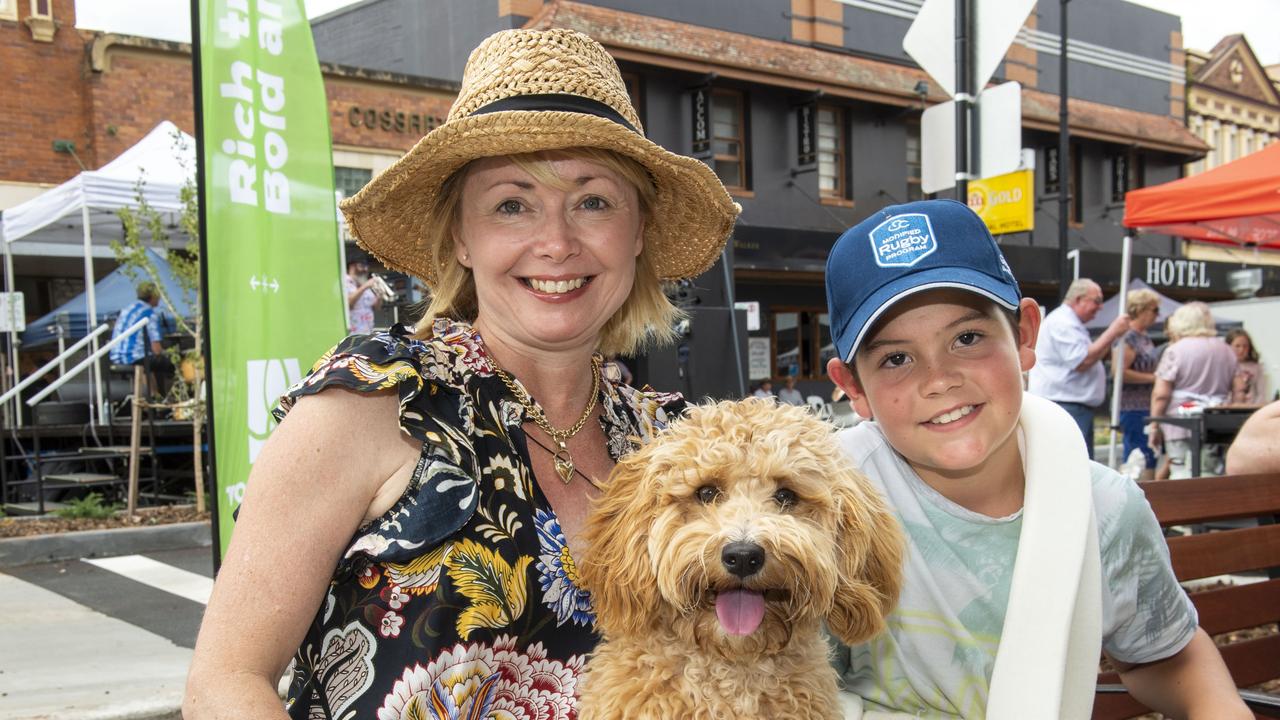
[1123,142,1280,249]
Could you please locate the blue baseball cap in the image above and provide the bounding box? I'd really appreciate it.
[825,199,1021,363]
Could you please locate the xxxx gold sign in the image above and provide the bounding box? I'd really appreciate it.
[967,169,1034,235]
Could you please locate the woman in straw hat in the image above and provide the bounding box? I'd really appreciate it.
[185,28,736,718]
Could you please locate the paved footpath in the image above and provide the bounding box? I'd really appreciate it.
[0,546,212,720]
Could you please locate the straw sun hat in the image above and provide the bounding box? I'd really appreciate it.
[340,28,740,286]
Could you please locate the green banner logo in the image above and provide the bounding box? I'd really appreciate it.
[199,0,344,557]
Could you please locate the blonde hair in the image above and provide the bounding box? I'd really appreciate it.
[1166,301,1216,339]
[414,148,682,357]
[1124,288,1159,318]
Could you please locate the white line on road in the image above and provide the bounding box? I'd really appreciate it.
[83,554,213,605]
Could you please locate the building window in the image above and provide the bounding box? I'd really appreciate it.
[334,166,373,200]
[0,0,17,21]
[1109,150,1144,204]
[1207,120,1221,168]
[906,124,923,201]
[711,89,747,191]
[817,105,846,199]
[772,309,833,380]
[29,0,50,17]
[1223,124,1236,164]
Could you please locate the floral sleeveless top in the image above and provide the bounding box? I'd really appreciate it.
[276,320,685,719]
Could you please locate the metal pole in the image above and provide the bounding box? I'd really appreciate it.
[955,0,973,201]
[190,0,223,573]
[1107,234,1132,469]
[1057,0,1072,301]
[3,239,20,427]
[720,247,746,398]
[81,202,107,425]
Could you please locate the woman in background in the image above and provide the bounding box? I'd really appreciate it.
[1149,302,1237,479]
[1115,288,1161,478]
[1226,328,1264,406]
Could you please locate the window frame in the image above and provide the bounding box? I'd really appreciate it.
[710,88,748,192]
[816,104,847,201]
[0,0,16,21]
[906,121,924,202]
[769,307,833,381]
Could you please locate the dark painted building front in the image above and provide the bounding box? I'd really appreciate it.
[312,0,1271,398]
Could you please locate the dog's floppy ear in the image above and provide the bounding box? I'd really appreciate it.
[580,448,664,638]
[826,462,904,645]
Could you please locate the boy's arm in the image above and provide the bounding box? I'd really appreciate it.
[1111,628,1250,719]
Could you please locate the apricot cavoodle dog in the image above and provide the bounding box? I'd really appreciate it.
[578,398,903,720]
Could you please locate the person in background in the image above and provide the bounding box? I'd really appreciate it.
[777,375,805,406]
[1149,302,1237,479]
[109,281,172,397]
[1115,288,1161,478]
[1028,278,1130,458]
[752,379,775,399]
[344,257,382,335]
[1226,399,1280,474]
[1226,328,1264,406]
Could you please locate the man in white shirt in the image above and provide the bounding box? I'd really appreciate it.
[1027,278,1129,457]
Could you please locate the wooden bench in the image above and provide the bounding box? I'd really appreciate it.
[1093,472,1280,719]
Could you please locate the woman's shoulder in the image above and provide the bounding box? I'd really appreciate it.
[275,321,489,448]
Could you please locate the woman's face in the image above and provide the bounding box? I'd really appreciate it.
[454,155,644,357]
[1230,334,1252,362]
[1132,303,1159,332]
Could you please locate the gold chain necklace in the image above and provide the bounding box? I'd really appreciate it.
[492,355,602,484]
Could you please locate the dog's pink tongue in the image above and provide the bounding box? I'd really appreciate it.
[715,589,765,636]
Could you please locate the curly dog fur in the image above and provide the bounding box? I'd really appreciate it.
[578,398,903,720]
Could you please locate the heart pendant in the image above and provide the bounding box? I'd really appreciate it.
[553,449,574,484]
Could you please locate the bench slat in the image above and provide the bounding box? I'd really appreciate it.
[1193,579,1280,636]
[1222,634,1280,689]
[1139,474,1280,524]
[1167,525,1280,580]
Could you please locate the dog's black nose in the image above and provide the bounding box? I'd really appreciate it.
[721,541,766,578]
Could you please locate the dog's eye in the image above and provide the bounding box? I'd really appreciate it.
[773,488,798,508]
[695,485,721,504]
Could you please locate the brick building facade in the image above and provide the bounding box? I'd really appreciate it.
[0,0,457,327]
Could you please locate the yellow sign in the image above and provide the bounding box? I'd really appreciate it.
[967,169,1034,235]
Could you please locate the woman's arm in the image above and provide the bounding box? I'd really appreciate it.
[1148,377,1174,447]
[183,389,418,719]
[1113,628,1251,719]
[1116,345,1155,384]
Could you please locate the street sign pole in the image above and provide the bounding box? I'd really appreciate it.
[955,0,971,201]
[1058,0,1072,301]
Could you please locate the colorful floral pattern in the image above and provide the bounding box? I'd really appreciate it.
[535,509,595,628]
[279,321,684,718]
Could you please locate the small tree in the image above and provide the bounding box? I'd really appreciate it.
[111,130,206,512]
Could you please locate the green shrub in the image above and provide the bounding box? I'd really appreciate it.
[53,492,121,519]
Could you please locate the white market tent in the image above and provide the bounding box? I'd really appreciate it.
[0,120,194,421]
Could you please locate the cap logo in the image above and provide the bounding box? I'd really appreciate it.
[869,213,937,267]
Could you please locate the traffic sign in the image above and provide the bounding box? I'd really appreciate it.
[920,81,1022,193]
[903,0,1038,97]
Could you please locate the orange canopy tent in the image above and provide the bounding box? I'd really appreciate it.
[1123,141,1280,249]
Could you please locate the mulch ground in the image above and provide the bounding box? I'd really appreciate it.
[0,505,208,538]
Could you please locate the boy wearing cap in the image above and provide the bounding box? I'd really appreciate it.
[824,200,1245,718]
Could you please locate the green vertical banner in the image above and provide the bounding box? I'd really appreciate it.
[198,0,345,557]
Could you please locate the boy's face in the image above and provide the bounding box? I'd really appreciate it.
[828,289,1040,483]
